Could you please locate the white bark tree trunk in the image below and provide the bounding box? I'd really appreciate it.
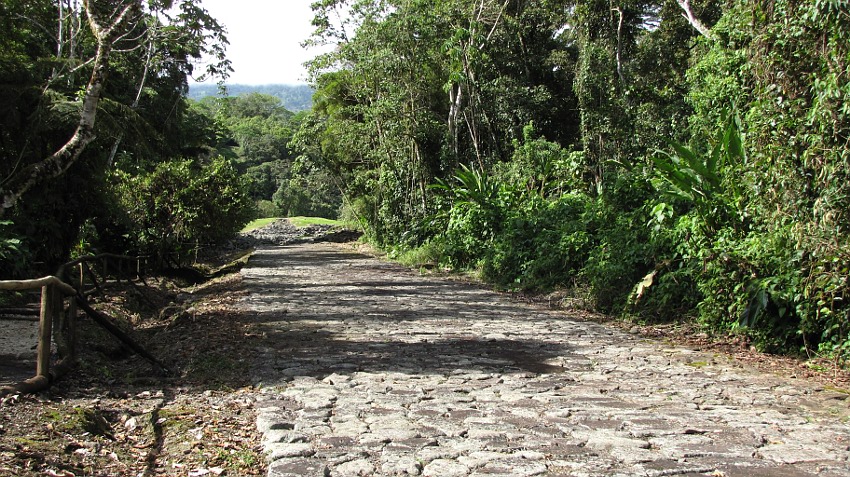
[677,0,715,40]
[1,0,140,215]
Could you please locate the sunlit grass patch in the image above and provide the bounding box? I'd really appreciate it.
[240,217,281,232]
[287,216,342,228]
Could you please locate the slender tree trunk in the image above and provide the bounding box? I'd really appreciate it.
[448,83,463,157]
[612,6,625,84]
[107,30,155,167]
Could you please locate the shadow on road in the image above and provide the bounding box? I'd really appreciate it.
[240,244,593,381]
[248,317,582,379]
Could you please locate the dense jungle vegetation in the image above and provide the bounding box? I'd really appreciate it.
[0,1,337,276]
[296,0,850,363]
[0,0,255,274]
[1,0,848,364]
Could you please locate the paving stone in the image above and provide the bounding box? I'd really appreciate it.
[457,450,511,468]
[264,429,309,445]
[332,458,375,476]
[475,459,548,476]
[241,243,850,477]
[380,454,423,476]
[266,442,316,461]
[755,443,842,464]
[317,436,356,449]
[422,458,469,477]
[268,458,329,477]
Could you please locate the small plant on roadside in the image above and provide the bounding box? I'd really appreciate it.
[0,220,30,278]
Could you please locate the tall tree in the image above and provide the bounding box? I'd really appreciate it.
[0,0,230,215]
[1,0,141,214]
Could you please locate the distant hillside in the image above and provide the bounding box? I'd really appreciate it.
[188,84,314,112]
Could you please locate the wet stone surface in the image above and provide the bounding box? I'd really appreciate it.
[241,243,850,477]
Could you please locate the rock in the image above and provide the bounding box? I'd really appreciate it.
[422,459,469,477]
[756,443,840,464]
[268,459,329,477]
[266,443,315,461]
[381,454,423,475]
[582,430,651,452]
[333,458,375,476]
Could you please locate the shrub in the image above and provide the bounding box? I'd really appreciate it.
[0,220,30,278]
[484,194,591,290]
[255,200,281,219]
[115,157,255,262]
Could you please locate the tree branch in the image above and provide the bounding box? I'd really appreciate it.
[0,0,142,216]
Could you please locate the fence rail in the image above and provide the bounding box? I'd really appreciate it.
[0,253,154,396]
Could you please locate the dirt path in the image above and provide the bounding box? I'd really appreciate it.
[241,243,850,477]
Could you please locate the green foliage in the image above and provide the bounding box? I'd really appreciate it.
[392,240,445,269]
[115,157,255,261]
[484,194,592,290]
[0,220,30,278]
[670,0,850,360]
[255,200,282,219]
[295,0,850,364]
[195,93,342,220]
[430,164,504,268]
[431,164,500,209]
[0,0,233,275]
[493,123,583,199]
[651,108,745,235]
[582,201,653,315]
[272,167,341,219]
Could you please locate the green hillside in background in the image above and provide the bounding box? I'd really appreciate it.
[189,84,314,111]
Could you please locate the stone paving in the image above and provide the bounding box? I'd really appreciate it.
[240,243,850,477]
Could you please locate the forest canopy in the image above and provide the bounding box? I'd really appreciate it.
[0,0,253,274]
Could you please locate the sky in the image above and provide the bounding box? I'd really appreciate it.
[193,0,329,85]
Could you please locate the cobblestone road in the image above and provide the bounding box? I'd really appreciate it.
[240,243,850,477]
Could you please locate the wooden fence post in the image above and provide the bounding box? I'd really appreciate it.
[36,285,55,378]
[54,288,74,360]
[69,297,77,361]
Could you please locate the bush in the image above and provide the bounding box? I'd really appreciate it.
[255,200,281,219]
[443,201,501,269]
[0,220,30,278]
[115,157,255,262]
[484,194,591,290]
[272,169,342,219]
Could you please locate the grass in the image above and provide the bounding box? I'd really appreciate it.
[241,217,280,232]
[287,216,342,227]
[393,241,444,269]
[241,216,342,233]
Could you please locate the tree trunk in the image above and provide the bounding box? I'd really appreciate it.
[677,0,714,40]
[0,0,139,216]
